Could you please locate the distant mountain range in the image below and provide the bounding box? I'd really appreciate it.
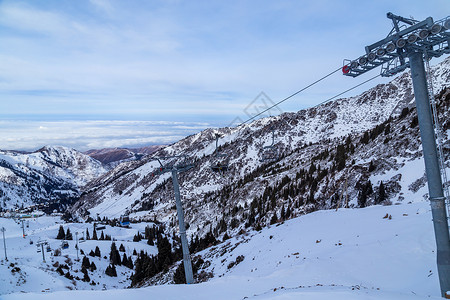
[0,143,165,212]
[84,145,164,167]
[0,146,107,212]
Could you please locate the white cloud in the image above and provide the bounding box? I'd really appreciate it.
[89,0,114,15]
[0,0,448,150]
[0,120,210,151]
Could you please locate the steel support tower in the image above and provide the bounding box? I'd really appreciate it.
[1,227,7,261]
[154,156,194,284]
[343,13,450,297]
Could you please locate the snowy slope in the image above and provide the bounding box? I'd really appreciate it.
[1,200,443,299]
[0,216,157,295]
[70,58,450,241]
[0,146,108,211]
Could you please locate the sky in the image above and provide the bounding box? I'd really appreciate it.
[0,0,449,151]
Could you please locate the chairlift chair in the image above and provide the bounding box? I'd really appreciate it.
[61,241,69,249]
[260,146,278,162]
[119,214,130,227]
[46,245,51,252]
[94,222,106,231]
[210,134,230,172]
[259,126,279,162]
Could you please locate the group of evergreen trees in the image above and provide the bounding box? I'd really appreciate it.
[56,225,73,240]
[131,230,182,286]
[57,225,113,241]
[106,242,134,276]
[357,180,387,208]
[80,255,97,282]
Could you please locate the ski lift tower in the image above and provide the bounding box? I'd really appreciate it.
[36,240,48,263]
[343,13,450,297]
[1,227,7,261]
[153,155,195,284]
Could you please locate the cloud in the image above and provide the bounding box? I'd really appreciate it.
[0,120,211,151]
[0,0,448,151]
[90,0,115,15]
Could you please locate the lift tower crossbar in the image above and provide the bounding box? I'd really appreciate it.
[343,12,450,297]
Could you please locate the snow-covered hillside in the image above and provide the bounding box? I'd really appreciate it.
[0,146,108,211]
[71,58,450,243]
[1,200,443,299]
[0,216,157,295]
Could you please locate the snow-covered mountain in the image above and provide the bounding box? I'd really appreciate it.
[70,58,450,243]
[0,146,108,211]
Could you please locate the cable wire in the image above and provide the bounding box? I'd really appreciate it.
[240,66,342,125]
[312,74,381,108]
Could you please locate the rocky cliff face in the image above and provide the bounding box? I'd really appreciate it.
[68,57,449,240]
[84,145,164,168]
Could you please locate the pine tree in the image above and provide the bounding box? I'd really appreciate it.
[99,231,105,241]
[56,225,65,240]
[92,228,98,240]
[270,212,278,225]
[122,253,132,268]
[65,228,73,240]
[335,144,347,171]
[90,261,97,271]
[360,131,370,144]
[173,262,186,284]
[82,256,91,269]
[127,256,133,269]
[377,181,386,204]
[85,228,90,240]
[105,264,117,277]
[133,232,142,242]
[82,270,90,282]
[109,242,121,265]
[94,246,101,257]
[64,271,73,280]
[358,191,367,208]
[285,206,291,219]
[119,243,125,252]
[157,236,173,270]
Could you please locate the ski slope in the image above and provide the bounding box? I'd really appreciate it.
[0,199,445,299]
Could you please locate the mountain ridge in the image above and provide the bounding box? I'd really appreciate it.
[69,57,450,242]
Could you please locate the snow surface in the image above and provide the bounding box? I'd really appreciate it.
[0,200,444,299]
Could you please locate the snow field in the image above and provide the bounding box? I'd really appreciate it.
[0,217,158,295]
[1,200,443,299]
